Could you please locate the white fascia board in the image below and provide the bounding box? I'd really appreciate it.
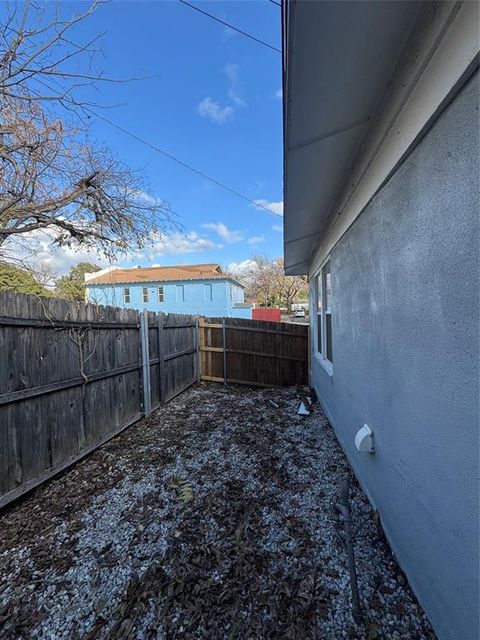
[309,0,479,278]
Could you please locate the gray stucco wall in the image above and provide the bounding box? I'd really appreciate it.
[310,71,479,640]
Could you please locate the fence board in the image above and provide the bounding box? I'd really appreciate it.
[0,293,198,509]
[161,314,198,402]
[199,317,308,388]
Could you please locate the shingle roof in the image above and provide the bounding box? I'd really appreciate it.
[86,264,243,286]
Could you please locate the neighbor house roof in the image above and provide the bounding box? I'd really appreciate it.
[86,264,244,287]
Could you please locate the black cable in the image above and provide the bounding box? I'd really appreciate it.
[178,0,281,53]
[82,106,282,218]
[31,70,283,219]
[268,0,281,6]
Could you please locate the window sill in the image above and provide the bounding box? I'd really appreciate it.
[314,352,333,377]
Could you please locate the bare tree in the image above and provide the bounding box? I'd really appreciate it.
[271,258,307,313]
[245,255,278,307]
[231,256,307,311]
[0,1,175,260]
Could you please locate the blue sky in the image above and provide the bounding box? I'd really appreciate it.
[40,0,284,274]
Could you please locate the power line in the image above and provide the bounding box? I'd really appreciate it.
[268,0,281,6]
[82,106,282,218]
[32,70,282,219]
[178,0,281,54]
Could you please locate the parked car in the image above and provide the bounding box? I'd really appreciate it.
[293,308,306,318]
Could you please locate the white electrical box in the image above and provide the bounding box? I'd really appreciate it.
[355,424,374,453]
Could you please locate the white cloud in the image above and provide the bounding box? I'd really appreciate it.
[3,230,104,276]
[202,222,244,243]
[227,259,257,277]
[254,199,284,216]
[197,97,234,124]
[135,231,223,258]
[223,63,245,107]
[3,227,223,277]
[272,224,283,232]
[129,189,163,206]
[247,235,265,245]
[275,88,283,100]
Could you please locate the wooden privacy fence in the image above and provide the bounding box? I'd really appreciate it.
[0,293,197,509]
[198,317,308,388]
[0,294,309,509]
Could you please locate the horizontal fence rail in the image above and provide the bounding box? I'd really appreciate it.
[0,293,198,509]
[198,317,309,388]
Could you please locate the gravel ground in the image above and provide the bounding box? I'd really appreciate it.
[0,384,435,640]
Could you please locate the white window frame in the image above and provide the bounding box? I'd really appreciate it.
[158,286,164,303]
[142,287,149,303]
[123,287,130,304]
[314,258,333,375]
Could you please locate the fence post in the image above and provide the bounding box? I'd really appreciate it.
[222,317,227,386]
[158,312,165,403]
[194,317,200,382]
[140,311,151,415]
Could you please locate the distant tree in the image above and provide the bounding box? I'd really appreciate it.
[243,255,278,307]
[232,256,308,311]
[0,261,53,296]
[272,258,308,312]
[55,262,102,302]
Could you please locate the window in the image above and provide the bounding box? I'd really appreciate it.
[123,288,130,304]
[158,286,164,303]
[204,283,212,301]
[316,277,322,354]
[176,284,184,302]
[323,260,333,362]
[315,259,333,365]
[142,287,149,303]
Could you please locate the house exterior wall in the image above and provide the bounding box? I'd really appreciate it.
[86,279,251,318]
[309,72,479,640]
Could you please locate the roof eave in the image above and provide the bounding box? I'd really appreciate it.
[282,0,425,275]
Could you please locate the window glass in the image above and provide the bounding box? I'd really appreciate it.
[323,260,333,363]
[123,288,130,304]
[142,287,149,303]
[176,284,184,302]
[324,261,332,313]
[158,286,164,302]
[317,276,322,312]
[316,275,322,354]
[326,313,333,362]
[316,260,333,364]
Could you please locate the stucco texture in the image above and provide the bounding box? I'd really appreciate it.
[310,71,479,640]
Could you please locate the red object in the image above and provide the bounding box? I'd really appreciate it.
[252,308,281,322]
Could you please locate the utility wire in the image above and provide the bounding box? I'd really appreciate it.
[268,0,281,6]
[33,72,282,218]
[178,0,281,53]
[82,105,282,218]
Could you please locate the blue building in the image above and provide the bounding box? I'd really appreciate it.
[85,263,251,318]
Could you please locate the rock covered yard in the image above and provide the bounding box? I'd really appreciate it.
[0,384,435,640]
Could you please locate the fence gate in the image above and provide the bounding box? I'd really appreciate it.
[198,317,308,388]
